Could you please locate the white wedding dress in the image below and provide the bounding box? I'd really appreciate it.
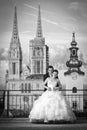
[29,78,76,122]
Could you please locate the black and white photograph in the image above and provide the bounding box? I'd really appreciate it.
[0,0,87,130]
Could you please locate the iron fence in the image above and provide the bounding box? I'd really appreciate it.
[0,89,87,118]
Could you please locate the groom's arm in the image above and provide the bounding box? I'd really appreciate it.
[58,79,62,90]
[43,74,48,91]
[55,79,62,91]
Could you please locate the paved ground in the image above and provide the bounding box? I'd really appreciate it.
[0,118,87,130]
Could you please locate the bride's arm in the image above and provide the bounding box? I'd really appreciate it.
[43,78,51,90]
[43,78,48,89]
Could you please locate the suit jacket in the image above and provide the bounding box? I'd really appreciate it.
[43,73,50,91]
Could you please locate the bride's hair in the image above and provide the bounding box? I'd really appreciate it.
[48,65,54,69]
[53,69,58,74]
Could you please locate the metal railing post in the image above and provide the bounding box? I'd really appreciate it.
[7,90,9,117]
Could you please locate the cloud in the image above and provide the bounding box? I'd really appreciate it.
[23,12,37,18]
[24,3,38,11]
[0,60,8,86]
[24,12,59,26]
[24,12,70,32]
[0,48,8,60]
[24,3,55,15]
[49,43,87,70]
[42,18,59,26]
[66,17,77,22]
[78,51,87,67]
[20,30,31,34]
[23,3,70,32]
[49,44,69,69]
[69,2,80,10]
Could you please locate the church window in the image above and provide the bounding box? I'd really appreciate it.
[8,83,10,90]
[37,61,40,73]
[28,83,31,93]
[33,60,36,74]
[72,49,76,56]
[23,95,29,102]
[72,101,77,110]
[12,63,16,74]
[41,48,43,56]
[41,60,43,74]
[36,83,39,90]
[9,52,11,58]
[12,83,15,90]
[17,51,19,58]
[25,83,27,93]
[21,83,24,93]
[37,48,40,56]
[72,87,77,93]
[33,49,35,56]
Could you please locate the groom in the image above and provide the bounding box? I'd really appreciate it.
[43,65,54,91]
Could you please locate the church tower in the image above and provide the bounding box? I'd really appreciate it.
[64,32,84,75]
[64,32,85,111]
[29,4,49,75]
[8,6,22,79]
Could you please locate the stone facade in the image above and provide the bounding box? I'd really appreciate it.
[64,33,85,111]
[5,5,49,111]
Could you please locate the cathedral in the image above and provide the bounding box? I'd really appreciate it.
[5,4,85,113]
[5,5,49,110]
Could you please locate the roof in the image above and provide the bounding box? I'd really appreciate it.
[64,69,85,76]
[26,74,44,80]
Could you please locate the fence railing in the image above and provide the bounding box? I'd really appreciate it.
[0,89,87,118]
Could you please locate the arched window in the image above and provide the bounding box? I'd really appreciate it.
[72,49,76,56]
[12,83,15,90]
[17,51,19,58]
[33,49,35,56]
[72,87,77,93]
[37,61,40,73]
[36,83,39,90]
[25,83,27,93]
[28,83,31,93]
[12,63,16,74]
[21,83,24,93]
[72,101,77,110]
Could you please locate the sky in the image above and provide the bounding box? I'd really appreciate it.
[0,0,87,84]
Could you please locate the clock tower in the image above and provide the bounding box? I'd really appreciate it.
[64,32,85,111]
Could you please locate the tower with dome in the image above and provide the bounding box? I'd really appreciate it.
[64,32,85,111]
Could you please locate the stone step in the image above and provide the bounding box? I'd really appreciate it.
[0,117,87,124]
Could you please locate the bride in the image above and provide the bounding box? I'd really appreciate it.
[29,69,76,122]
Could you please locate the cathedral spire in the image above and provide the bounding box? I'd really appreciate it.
[11,5,19,41]
[8,5,22,78]
[36,4,43,38]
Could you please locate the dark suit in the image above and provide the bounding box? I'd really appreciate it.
[43,73,50,91]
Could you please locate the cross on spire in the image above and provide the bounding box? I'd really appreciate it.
[36,4,43,38]
[72,32,75,41]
